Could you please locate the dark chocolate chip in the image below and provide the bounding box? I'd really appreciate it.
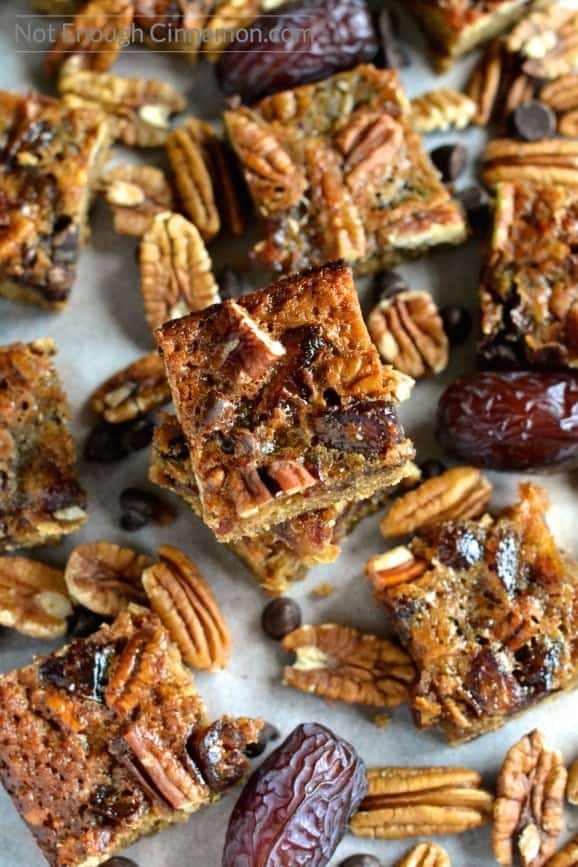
[261,597,302,640]
[510,100,556,142]
[339,856,382,867]
[245,722,281,758]
[440,305,473,346]
[119,417,154,453]
[218,265,250,300]
[66,607,109,640]
[119,487,160,532]
[457,184,491,229]
[373,8,409,69]
[372,269,408,301]
[430,143,467,182]
[419,458,446,480]
[84,422,130,463]
[102,859,140,867]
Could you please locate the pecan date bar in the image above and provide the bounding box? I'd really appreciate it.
[0,339,87,552]
[149,413,407,595]
[370,483,578,744]
[406,0,550,69]
[0,606,261,867]
[479,182,578,369]
[224,65,466,276]
[0,90,110,309]
[156,260,415,541]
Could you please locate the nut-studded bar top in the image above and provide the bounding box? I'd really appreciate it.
[156,261,415,541]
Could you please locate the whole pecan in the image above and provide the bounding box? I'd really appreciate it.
[493,730,567,867]
[350,766,493,840]
[482,139,578,187]
[411,89,476,134]
[465,39,504,126]
[203,0,261,60]
[367,290,448,379]
[64,542,152,616]
[380,466,492,538]
[142,545,231,670]
[99,165,175,236]
[282,623,415,707]
[0,557,72,638]
[396,842,451,867]
[139,211,220,333]
[540,76,578,112]
[167,118,221,241]
[89,352,171,424]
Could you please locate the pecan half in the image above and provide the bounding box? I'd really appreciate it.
[140,211,220,333]
[367,290,448,379]
[59,65,185,147]
[167,119,220,241]
[105,613,169,715]
[493,730,567,867]
[204,0,261,59]
[410,89,476,134]
[0,557,72,639]
[218,300,286,396]
[47,0,134,74]
[224,109,307,216]
[507,9,578,79]
[558,110,578,137]
[142,545,231,670]
[567,759,578,805]
[282,623,415,707]
[465,39,504,126]
[482,139,578,187]
[540,76,578,112]
[366,546,428,594]
[351,766,493,840]
[335,111,404,197]
[547,838,578,867]
[123,722,209,811]
[64,542,152,617]
[90,352,170,423]
[397,842,451,867]
[380,467,492,538]
[99,165,174,236]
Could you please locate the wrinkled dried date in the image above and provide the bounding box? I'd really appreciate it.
[314,400,403,454]
[40,640,115,702]
[437,372,578,471]
[216,0,378,103]
[222,722,367,867]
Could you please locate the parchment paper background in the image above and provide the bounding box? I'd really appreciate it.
[2,3,578,864]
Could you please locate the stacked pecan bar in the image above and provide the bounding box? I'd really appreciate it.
[0,90,110,309]
[0,606,260,867]
[225,65,466,275]
[0,339,87,551]
[151,261,415,591]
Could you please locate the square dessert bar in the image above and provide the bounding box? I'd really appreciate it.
[156,261,415,542]
[0,90,110,309]
[371,483,578,744]
[479,182,578,369]
[224,65,467,275]
[0,339,87,551]
[407,0,549,67]
[0,606,260,867]
[150,413,405,594]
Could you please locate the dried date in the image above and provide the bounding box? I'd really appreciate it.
[437,372,578,471]
[222,722,367,867]
[216,0,378,103]
[313,400,403,455]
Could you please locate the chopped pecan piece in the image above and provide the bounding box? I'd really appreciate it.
[218,300,286,394]
[167,119,220,241]
[123,721,209,811]
[507,8,578,79]
[266,460,316,495]
[567,759,578,806]
[367,290,448,379]
[410,89,476,134]
[59,64,185,147]
[46,0,134,74]
[558,110,578,137]
[64,542,152,616]
[0,557,72,638]
[380,467,492,538]
[140,211,220,333]
[540,76,578,112]
[90,352,170,424]
[482,139,578,187]
[142,545,231,670]
[350,766,493,840]
[546,838,578,867]
[282,623,415,707]
[203,0,261,59]
[99,165,174,236]
[366,545,428,593]
[493,730,567,867]
[224,109,307,216]
[397,842,451,867]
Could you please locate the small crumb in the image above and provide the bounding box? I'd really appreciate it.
[372,713,392,729]
[312,582,334,598]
